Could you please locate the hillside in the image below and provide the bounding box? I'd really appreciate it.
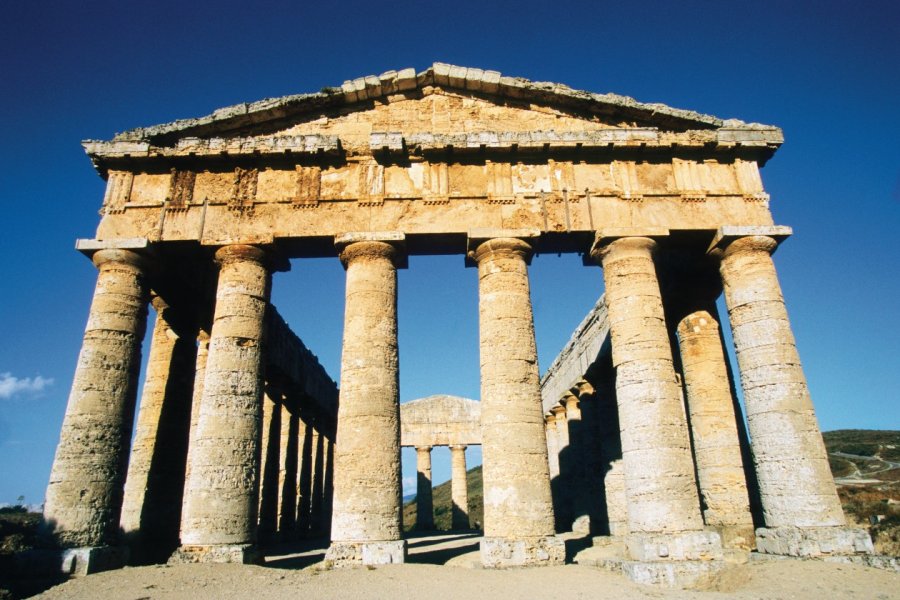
[402,466,483,532]
[822,430,900,556]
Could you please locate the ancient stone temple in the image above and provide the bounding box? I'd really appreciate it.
[45,63,872,585]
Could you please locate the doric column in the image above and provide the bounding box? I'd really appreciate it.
[712,230,872,556]
[450,445,469,530]
[296,414,314,535]
[44,249,150,571]
[278,402,299,538]
[469,233,564,567]
[551,403,572,531]
[308,427,325,535]
[256,387,281,545]
[545,413,560,480]
[326,233,406,566]
[120,296,197,564]
[173,244,273,564]
[415,446,434,531]
[591,233,722,584]
[564,389,593,535]
[676,311,754,549]
[183,330,210,487]
[322,433,335,537]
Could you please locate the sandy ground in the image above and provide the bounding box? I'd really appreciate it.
[33,533,900,600]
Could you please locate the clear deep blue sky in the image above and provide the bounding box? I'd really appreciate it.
[1,1,897,504]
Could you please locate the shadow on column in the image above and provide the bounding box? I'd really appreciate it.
[124,316,197,565]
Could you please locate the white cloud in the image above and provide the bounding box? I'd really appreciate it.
[402,476,416,495]
[0,373,54,399]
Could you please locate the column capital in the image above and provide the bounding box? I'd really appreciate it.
[588,229,668,265]
[449,444,467,451]
[214,243,288,271]
[574,379,595,398]
[562,392,580,410]
[415,445,433,453]
[467,236,535,266]
[707,225,791,257]
[550,403,567,418]
[91,248,152,272]
[676,310,720,337]
[466,229,539,267]
[335,232,406,269]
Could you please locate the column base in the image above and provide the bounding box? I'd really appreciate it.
[755,526,874,557]
[480,535,565,568]
[324,540,406,567]
[168,544,260,564]
[581,531,724,587]
[709,524,756,550]
[16,545,128,577]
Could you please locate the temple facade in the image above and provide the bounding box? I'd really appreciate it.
[44,64,872,585]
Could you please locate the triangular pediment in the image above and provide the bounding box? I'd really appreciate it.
[84,63,782,171]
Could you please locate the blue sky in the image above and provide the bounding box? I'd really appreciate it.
[1,1,897,504]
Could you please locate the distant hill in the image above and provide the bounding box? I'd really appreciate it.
[402,465,483,532]
[823,430,900,556]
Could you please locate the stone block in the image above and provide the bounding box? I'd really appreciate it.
[13,547,122,580]
[324,540,407,567]
[480,535,566,568]
[396,68,417,91]
[755,526,873,557]
[433,62,451,86]
[168,544,260,564]
[448,65,467,89]
[621,558,725,587]
[626,531,723,562]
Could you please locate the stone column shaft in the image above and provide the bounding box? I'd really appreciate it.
[183,331,210,487]
[471,236,563,567]
[45,249,150,551]
[309,428,325,535]
[450,445,469,530]
[415,446,434,530]
[175,245,271,563]
[296,417,314,534]
[715,235,870,564]
[278,403,299,537]
[326,238,405,566]
[545,415,560,479]
[677,311,754,548]
[594,237,703,535]
[551,403,572,531]
[257,391,281,544]
[120,298,197,563]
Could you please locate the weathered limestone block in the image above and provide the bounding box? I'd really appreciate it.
[676,311,754,549]
[45,249,150,558]
[450,445,469,530]
[592,236,704,535]
[415,446,434,531]
[173,244,271,564]
[470,236,564,567]
[326,236,406,567]
[715,234,871,554]
[120,297,197,564]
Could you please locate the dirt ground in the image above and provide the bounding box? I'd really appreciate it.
[30,533,900,600]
